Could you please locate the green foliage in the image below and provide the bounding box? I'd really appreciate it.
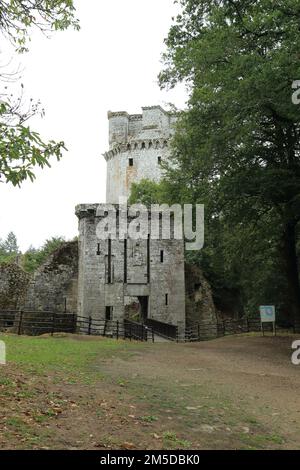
[129,179,169,207]
[0,0,79,52]
[0,231,20,264]
[22,237,66,273]
[0,0,79,185]
[142,0,300,319]
[0,106,67,185]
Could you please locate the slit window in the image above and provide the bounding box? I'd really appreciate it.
[105,306,113,321]
[129,158,133,167]
[165,294,169,306]
[97,243,101,255]
[160,250,164,263]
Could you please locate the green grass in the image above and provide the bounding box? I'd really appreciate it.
[0,333,289,450]
[0,333,140,381]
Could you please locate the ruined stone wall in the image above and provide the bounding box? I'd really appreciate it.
[76,204,186,332]
[105,106,176,203]
[24,241,78,313]
[0,263,31,310]
[185,264,217,326]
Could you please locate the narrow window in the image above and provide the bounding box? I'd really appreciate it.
[107,238,112,284]
[129,158,133,167]
[105,306,113,321]
[165,294,169,306]
[147,234,150,284]
[141,142,146,149]
[97,243,101,255]
[158,156,162,164]
[160,250,164,263]
[124,239,127,283]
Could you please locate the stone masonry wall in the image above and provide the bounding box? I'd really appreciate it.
[24,241,78,313]
[185,263,217,326]
[0,263,31,310]
[76,204,186,333]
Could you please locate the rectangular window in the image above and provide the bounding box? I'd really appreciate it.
[160,250,164,263]
[129,158,133,167]
[124,238,127,283]
[105,306,113,321]
[165,294,169,306]
[107,238,112,284]
[158,156,162,164]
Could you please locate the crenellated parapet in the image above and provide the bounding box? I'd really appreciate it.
[107,106,176,149]
[103,138,170,161]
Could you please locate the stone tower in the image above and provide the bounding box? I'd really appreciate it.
[104,106,177,203]
[76,106,186,335]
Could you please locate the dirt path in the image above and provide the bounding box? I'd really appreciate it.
[1,334,300,450]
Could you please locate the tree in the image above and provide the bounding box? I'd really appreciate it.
[0,1,79,51]
[22,236,66,272]
[0,0,79,185]
[129,179,167,207]
[158,0,300,320]
[0,231,19,263]
[1,231,19,253]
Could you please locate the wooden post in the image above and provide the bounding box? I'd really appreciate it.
[18,311,23,336]
[72,314,76,334]
[88,316,92,336]
[51,313,55,337]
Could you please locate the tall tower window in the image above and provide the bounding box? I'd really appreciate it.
[105,306,113,320]
[129,158,133,167]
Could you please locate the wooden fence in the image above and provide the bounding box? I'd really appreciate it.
[145,318,179,341]
[0,310,299,342]
[0,311,154,342]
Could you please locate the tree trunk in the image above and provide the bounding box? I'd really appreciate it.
[281,221,300,324]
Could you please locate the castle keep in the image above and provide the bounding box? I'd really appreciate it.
[104,106,177,202]
[76,106,186,333]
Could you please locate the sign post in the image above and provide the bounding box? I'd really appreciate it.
[260,306,276,336]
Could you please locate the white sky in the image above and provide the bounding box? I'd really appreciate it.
[0,0,187,252]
